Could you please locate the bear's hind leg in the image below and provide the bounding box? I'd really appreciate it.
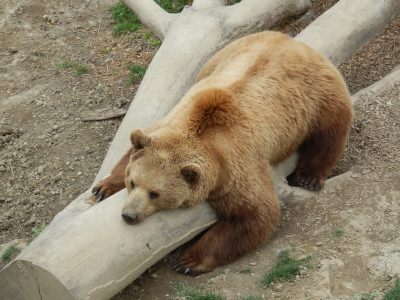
[287,106,352,191]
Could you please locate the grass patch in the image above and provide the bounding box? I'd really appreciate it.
[262,250,310,286]
[332,227,345,239]
[384,279,400,300]
[241,296,262,300]
[173,283,223,300]
[110,1,191,36]
[32,223,46,238]
[142,31,162,47]
[111,2,142,35]
[128,64,146,83]
[155,0,189,13]
[355,290,379,300]
[57,61,90,76]
[239,267,252,274]
[1,244,20,262]
[57,60,76,69]
[74,65,89,76]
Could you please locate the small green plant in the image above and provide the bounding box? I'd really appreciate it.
[332,227,345,239]
[241,296,262,300]
[355,290,379,300]
[142,31,162,47]
[57,60,76,69]
[155,0,189,13]
[111,2,142,35]
[1,244,20,262]
[384,279,400,300]
[32,223,46,238]
[57,61,90,76]
[128,64,146,83]
[262,250,310,286]
[239,267,252,274]
[173,283,224,300]
[74,65,90,76]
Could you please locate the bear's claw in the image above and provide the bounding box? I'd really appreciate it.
[91,184,110,202]
[287,171,324,191]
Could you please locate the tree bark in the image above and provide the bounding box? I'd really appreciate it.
[1,0,399,299]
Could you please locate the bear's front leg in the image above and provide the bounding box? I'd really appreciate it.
[92,149,131,202]
[174,195,280,275]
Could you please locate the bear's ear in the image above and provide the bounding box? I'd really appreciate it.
[130,129,151,150]
[188,88,240,136]
[180,163,201,185]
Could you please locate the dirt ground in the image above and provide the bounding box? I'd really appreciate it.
[0,0,399,299]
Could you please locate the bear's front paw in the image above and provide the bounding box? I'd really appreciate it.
[173,251,216,276]
[91,178,121,202]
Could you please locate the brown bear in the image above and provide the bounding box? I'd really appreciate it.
[92,31,352,275]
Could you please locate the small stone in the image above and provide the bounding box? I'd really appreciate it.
[37,165,45,174]
[249,262,257,266]
[150,273,158,279]
[66,161,71,166]
[42,15,48,21]
[52,124,59,130]
[49,16,57,25]
[316,242,323,246]
[24,215,36,226]
[77,171,82,176]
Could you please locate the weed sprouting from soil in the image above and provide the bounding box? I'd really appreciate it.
[74,65,90,76]
[57,61,90,76]
[32,223,47,238]
[111,2,141,35]
[173,283,223,300]
[262,250,310,286]
[332,227,345,239]
[1,244,20,262]
[128,64,146,83]
[383,279,400,300]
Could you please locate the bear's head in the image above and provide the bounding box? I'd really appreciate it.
[121,88,241,224]
[121,129,213,224]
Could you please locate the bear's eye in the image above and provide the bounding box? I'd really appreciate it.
[149,191,159,199]
[130,181,135,190]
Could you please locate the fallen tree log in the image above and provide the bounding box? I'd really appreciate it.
[1,0,399,299]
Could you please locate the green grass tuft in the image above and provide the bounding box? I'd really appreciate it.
[57,60,76,69]
[241,296,262,300]
[32,223,46,238]
[111,2,142,35]
[155,0,189,13]
[384,279,400,300]
[174,283,224,300]
[262,250,310,286]
[1,244,20,262]
[75,65,90,76]
[142,31,162,47]
[332,227,345,239]
[128,64,146,83]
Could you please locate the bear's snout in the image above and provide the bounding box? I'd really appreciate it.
[121,212,138,224]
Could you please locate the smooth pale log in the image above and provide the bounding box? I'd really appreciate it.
[2,0,400,299]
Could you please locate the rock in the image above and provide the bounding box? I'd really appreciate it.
[37,165,45,174]
[42,15,48,21]
[24,215,36,226]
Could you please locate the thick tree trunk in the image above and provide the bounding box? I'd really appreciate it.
[1,0,399,299]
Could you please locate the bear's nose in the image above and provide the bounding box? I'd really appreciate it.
[121,212,138,224]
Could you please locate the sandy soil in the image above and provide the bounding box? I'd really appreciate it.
[0,0,399,299]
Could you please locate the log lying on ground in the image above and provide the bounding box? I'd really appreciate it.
[1,0,399,299]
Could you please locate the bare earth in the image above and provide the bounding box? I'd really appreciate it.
[0,0,399,299]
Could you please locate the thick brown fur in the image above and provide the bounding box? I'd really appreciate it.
[92,31,352,274]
